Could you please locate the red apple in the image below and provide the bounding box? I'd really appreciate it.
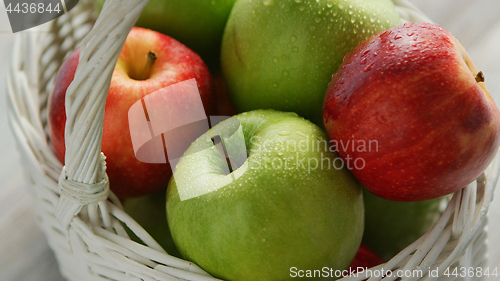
[349,244,384,273]
[48,27,215,199]
[323,22,500,201]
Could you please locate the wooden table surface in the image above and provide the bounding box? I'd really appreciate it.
[0,1,499,280]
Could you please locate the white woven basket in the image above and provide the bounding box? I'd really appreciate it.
[6,0,500,280]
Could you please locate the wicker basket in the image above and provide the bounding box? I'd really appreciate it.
[6,0,500,280]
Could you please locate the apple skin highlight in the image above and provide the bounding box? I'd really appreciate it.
[323,22,500,202]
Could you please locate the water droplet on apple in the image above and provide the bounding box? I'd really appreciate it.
[360,57,367,65]
[348,10,353,15]
[299,6,305,11]
[363,63,375,72]
[273,57,279,63]
[310,25,316,31]
[282,70,290,76]
[290,36,297,42]
[326,2,333,8]
[263,0,273,6]
[315,17,321,23]
[273,82,278,87]
[293,46,299,52]
[261,238,266,243]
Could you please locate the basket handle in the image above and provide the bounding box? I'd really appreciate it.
[55,0,149,227]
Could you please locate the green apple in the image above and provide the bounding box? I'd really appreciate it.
[123,189,181,258]
[221,0,402,125]
[362,189,447,261]
[166,110,364,281]
[95,0,237,69]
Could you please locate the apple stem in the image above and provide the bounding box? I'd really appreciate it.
[475,71,485,83]
[211,135,233,173]
[139,51,157,80]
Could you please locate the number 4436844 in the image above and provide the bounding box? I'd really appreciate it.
[444,267,498,278]
[5,3,61,14]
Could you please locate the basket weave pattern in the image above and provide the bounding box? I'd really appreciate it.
[6,0,499,280]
